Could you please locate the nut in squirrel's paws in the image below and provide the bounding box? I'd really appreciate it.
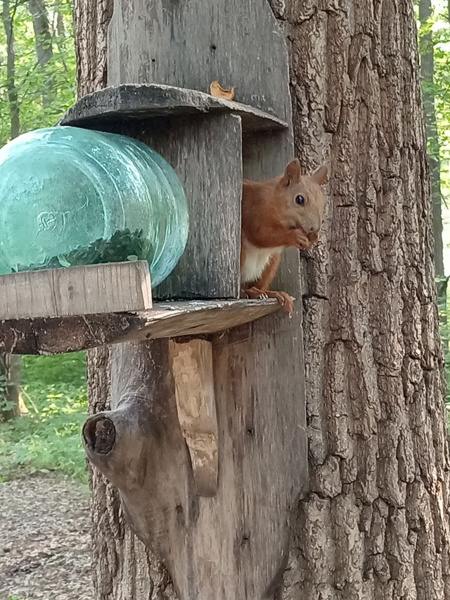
[307,231,319,246]
[241,287,294,314]
[294,228,314,250]
[296,229,320,253]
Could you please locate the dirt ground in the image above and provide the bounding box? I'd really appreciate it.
[0,475,92,600]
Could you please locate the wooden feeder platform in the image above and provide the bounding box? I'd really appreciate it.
[0,261,281,355]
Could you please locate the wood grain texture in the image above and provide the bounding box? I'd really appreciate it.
[60,84,288,133]
[0,261,152,320]
[0,299,282,355]
[169,339,218,497]
[138,113,243,300]
[107,0,291,119]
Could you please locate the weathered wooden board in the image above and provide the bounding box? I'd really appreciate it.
[138,113,243,300]
[169,339,219,497]
[60,84,288,132]
[0,261,152,321]
[0,299,281,355]
[107,1,291,119]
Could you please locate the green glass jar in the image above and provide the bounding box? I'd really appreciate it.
[0,126,189,288]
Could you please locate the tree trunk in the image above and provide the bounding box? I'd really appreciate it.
[0,354,21,422]
[74,0,113,98]
[55,10,65,37]
[0,0,21,422]
[76,0,450,598]
[2,0,20,139]
[275,0,450,597]
[28,0,53,107]
[419,0,445,278]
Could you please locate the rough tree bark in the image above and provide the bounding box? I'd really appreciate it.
[75,0,450,598]
[28,0,53,107]
[74,0,112,98]
[276,0,450,598]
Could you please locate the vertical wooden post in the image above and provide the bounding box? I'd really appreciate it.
[80,1,309,598]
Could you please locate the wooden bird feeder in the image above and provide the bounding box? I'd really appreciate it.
[0,1,310,598]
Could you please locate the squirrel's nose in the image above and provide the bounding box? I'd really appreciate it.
[309,213,322,233]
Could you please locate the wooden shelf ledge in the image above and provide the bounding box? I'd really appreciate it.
[0,299,282,355]
[59,84,288,133]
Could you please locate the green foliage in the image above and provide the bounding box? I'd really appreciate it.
[0,0,76,144]
[0,352,88,482]
[419,3,450,194]
[433,25,450,194]
[0,3,87,482]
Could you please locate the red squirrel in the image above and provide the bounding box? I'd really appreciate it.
[240,158,327,314]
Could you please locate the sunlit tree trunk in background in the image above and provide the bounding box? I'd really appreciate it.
[419,0,445,278]
[0,355,21,422]
[75,0,450,597]
[28,0,53,107]
[56,9,65,36]
[2,0,20,139]
[0,0,21,423]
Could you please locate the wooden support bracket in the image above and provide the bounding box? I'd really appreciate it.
[169,339,218,497]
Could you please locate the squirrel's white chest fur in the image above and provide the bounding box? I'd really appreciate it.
[240,238,284,284]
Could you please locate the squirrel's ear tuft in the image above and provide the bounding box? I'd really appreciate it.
[281,159,301,186]
[312,165,328,185]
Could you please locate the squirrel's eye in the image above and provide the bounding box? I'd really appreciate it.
[295,194,305,206]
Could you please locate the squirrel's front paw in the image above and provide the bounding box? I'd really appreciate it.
[241,287,294,314]
[294,229,313,250]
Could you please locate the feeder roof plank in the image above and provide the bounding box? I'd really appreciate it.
[60,84,288,133]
